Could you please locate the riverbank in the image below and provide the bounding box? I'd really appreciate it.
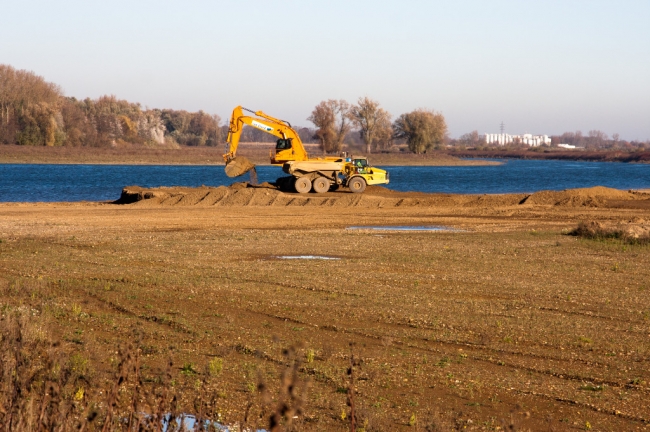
[448,148,650,163]
[0,143,499,166]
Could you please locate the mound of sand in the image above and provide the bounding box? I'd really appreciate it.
[115,185,646,209]
[520,186,638,207]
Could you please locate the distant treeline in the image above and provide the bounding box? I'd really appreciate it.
[0,64,322,149]
[1,65,449,154]
[0,65,227,148]
[450,130,649,151]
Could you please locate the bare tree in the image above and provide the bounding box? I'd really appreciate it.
[308,101,336,153]
[308,99,350,154]
[587,130,608,148]
[456,130,480,146]
[331,99,351,153]
[348,97,392,154]
[373,113,393,151]
[393,109,447,154]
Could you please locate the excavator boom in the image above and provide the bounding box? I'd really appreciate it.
[223,106,309,177]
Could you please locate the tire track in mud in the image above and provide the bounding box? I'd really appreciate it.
[82,289,196,335]
[382,317,648,368]
[9,266,646,389]
[201,272,364,298]
[195,191,212,205]
[267,194,279,206]
[510,388,650,424]
[211,192,228,206]
[51,274,197,335]
[537,306,646,325]
[8,265,647,423]
[5,262,640,388]
[2,269,197,335]
[237,307,650,422]
[232,343,339,387]
[365,318,650,394]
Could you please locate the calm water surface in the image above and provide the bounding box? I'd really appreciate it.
[0,160,648,202]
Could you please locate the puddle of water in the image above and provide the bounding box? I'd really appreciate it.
[347,225,459,232]
[275,255,340,260]
[161,413,266,431]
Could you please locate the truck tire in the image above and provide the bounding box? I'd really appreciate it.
[312,177,330,193]
[294,176,312,193]
[348,176,366,193]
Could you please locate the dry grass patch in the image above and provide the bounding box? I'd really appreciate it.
[569,221,650,245]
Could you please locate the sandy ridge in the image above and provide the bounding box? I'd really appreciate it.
[117,184,650,209]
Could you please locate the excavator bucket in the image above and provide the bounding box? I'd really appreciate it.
[225,156,255,178]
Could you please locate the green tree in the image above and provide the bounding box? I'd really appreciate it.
[393,109,447,154]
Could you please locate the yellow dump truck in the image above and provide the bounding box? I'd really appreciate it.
[223,106,389,193]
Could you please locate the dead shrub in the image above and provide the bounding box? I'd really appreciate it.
[568,221,650,245]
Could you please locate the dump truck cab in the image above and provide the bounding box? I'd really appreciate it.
[342,156,389,193]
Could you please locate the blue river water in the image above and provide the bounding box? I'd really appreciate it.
[0,159,648,202]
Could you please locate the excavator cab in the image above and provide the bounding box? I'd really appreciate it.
[272,138,296,164]
[276,138,293,150]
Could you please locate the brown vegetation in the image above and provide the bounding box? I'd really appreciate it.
[0,65,221,149]
[569,221,650,245]
[307,100,352,154]
[0,308,310,431]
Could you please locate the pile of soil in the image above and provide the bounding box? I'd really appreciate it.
[116,184,650,209]
[520,186,639,207]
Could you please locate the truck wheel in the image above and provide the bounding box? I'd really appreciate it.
[348,176,366,193]
[294,176,312,193]
[312,177,330,193]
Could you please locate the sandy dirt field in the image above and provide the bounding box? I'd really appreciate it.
[1,185,649,431]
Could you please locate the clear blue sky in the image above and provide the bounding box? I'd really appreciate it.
[2,0,649,140]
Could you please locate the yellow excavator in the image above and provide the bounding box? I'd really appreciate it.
[223,106,389,193]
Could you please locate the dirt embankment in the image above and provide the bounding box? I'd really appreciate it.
[117,184,650,210]
[0,143,497,166]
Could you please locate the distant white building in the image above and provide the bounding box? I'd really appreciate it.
[558,143,576,149]
[485,133,551,147]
